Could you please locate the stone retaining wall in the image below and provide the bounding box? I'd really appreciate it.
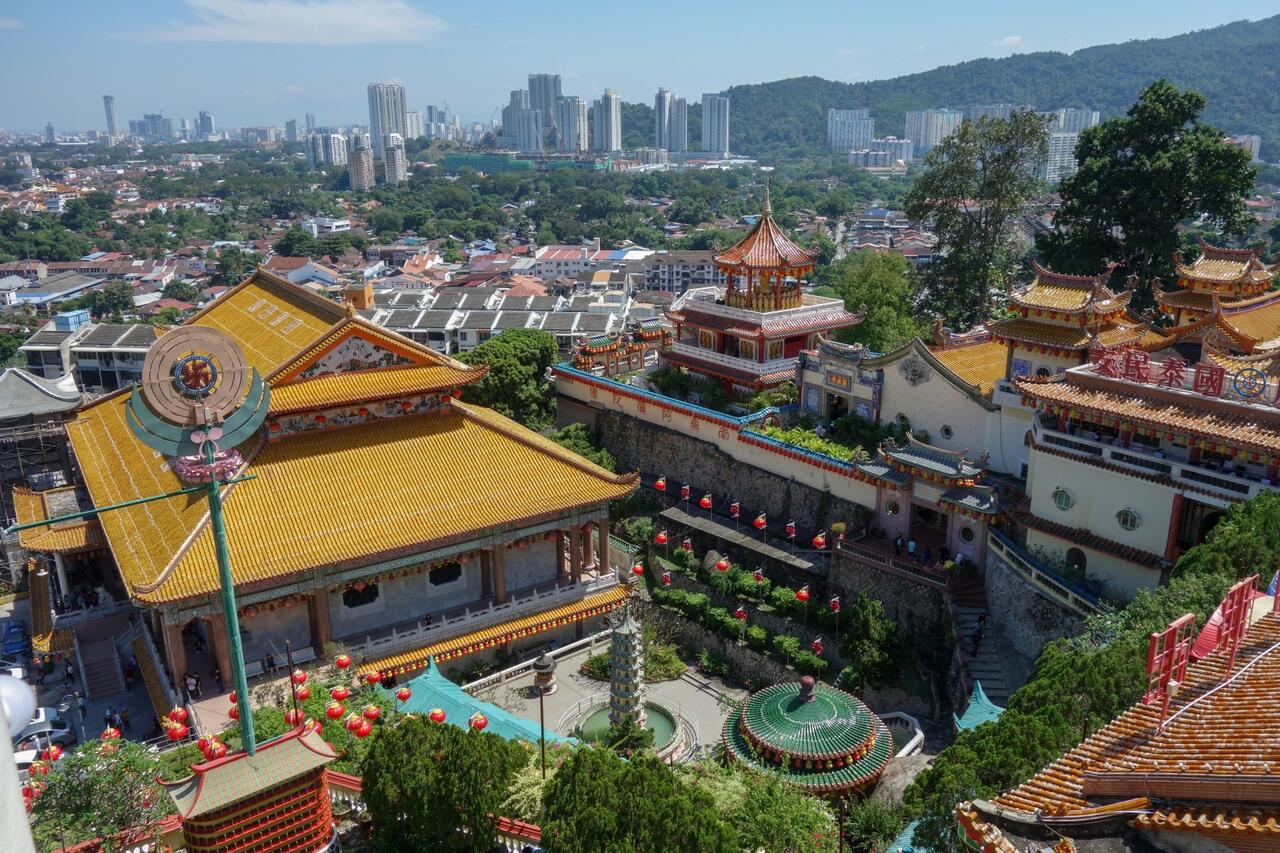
[828,550,947,640]
[985,552,1084,666]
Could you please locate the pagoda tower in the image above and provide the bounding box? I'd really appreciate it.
[607,607,646,727]
[1159,239,1276,326]
[662,191,862,391]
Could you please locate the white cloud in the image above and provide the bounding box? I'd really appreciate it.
[992,34,1025,49]
[242,83,305,99]
[836,47,855,57]
[139,0,443,45]
[0,17,21,28]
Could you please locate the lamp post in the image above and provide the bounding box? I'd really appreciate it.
[532,653,557,779]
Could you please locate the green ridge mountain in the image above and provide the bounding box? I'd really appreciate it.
[621,15,1280,160]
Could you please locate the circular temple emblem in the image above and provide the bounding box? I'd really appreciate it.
[1232,368,1268,399]
[173,354,220,398]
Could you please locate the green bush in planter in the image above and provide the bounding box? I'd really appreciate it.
[769,585,797,613]
[745,624,769,650]
[772,634,800,660]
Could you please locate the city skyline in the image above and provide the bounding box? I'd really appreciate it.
[0,0,1270,131]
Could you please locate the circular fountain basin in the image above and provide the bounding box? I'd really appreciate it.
[577,702,677,750]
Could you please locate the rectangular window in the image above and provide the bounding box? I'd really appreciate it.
[341,583,379,608]
[429,561,463,586]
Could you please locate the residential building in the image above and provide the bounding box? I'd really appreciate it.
[305,113,316,135]
[702,93,730,155]
[367,82,407,160]
[1050,107,1100,133]
[903,108,963,156]
[20,311,159,392]
[44,123,54,144]
[654,88,674,151]
[555,97,589,153]
[1042,131,1079,182]
[10,272,103,308]
[592,90,622,152]
[102,95,118,142]
[849,149,894,167]
[307,132,347,168]
[197,111,215,136]
[285,119,299,142]
[513,109,543,154]
[301,217,351,237]
[405,110,424,140]
[384,133,408,185]
[669,96,688,153]
[1225,133,1263,162]
[643,250,727,293]
[528,73,562,128]
[964,103,1029,122]
[349,145,375,191]
[827,109,874,153]
[869,136,913,163]
[501,89,530,141]
[180,118,195,141]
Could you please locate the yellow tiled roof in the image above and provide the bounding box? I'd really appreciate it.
[1014,282,1099,312]
[268,364,486,415]
[270,315,454,382]
[358,584,631,676]
[148,402,637,604]
[988,318,1147,350]
[1176,257,1269,284]
[930,341,1007,397]
[13,487,105,553]
[1221,294,1280,349]
[186,269,346,374]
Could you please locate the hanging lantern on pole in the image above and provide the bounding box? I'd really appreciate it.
[811,637,825,655]
[661,572,671,586]
[786,520,797,539]
[469,712,489,732]
[330,685,350,701]
[365,671,384,686]
[829,596,841,613]
[812,531,827,549]
[429,708,447,723]
[734,606,747,621]
[290,669,308,686]
[681,537,692,552]
[655,476,667,493]
[796,586,810,603]
[396,687,412,703]
[296,685,311,701]
[753,513,767,530]
[654,529,668,546]
[631,563,645,576]
[753,568,764,584]
[168,706,188,724]
[729,501,740,518]
[355,719,373,738]
[227,704,239,720]
[362,704,382,722]
[680,483,690,501]
[334,654,352,670]
[326,701,345,720]
[699,494,712,510]
[284,708,304,726]
[715,557,730,572]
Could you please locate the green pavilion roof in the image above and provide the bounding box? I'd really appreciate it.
[721,678,893,795]
[953,680,1004,732]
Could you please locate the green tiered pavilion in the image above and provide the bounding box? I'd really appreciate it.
[721,675,893,797]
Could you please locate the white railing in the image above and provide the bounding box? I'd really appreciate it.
[344,574,620,661]
[881,711,925,758]
[554,690,701,762]
[987,529,1105,617]
[667,342,798,375]
[463,628,612,694]
[53,595,132,629]
[1033,418,1275,503]
[680,290,843,324]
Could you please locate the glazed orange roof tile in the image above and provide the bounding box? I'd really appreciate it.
[992,611,1280,825]
[1219,292,1280,349]
[358,584,631,676]
[268,364,486,415]
[1017,375,1280,455]
[1010,262,1128,315]
[714,196,817,273]
[13,486,105,553]
[148,401,635,604]
[930,340,1008,398]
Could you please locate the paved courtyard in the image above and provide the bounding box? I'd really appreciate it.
[471,644,748,750]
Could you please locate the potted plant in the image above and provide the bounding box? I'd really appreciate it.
[831,522,847,541]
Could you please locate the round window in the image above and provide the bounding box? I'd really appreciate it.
[1036,367,1051,378]
[959,526,975,544]
[1117,508,1142,531]
[1052,488,1074,511]
[1066,548,1086,572]
[885,500,900,517]
[941,425,954,439]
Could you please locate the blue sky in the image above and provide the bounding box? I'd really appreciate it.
[1,0,1274,132]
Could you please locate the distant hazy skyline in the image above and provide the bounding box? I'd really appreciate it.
[1,0,1274,132]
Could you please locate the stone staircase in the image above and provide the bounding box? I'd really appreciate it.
[947,573,1011,707]
[79,635,124,700]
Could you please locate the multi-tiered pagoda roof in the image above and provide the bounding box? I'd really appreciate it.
[1159,239,1277,321]
[721,676,893,796]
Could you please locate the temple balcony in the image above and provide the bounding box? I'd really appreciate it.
[677,287,848,324]
[339,569,620,665]
[667,341,798,376]
[1030,415,1276,506]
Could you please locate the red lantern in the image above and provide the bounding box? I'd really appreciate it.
[735,606,747,621]
[811,637,825,655]
[681,538,692,551]
[334,654,352,670]
[97,725,120,740]
[269,421,280,433]
[355,719,373,738]
[631,563,645,576]
[680,483,690,500]
[314,413,327,425]
[196,736,210,753]
[812,532,827,549]
[296,685,311,701]
[362,704,382,722]
[661,572,671,586]
[29,760,50,777]
[655,530,668,545]
[469,712,488,732]
[753,514,767,530]
[729,501,740,518]
[429,708,447,723]
[358,407,370,417]
[345,713,362,732]
[796,586,810,603]
[291,669,308,685]
[401,400,413,412]
[227,704,239,720]
[753,568,764,584]
[699,494,712,510]
[213,742,228,758]
[326,701,345,720]
[829,596,841,613]
[715,558,730,572]
[353,579,367,592]
[166,723,188,741]
[330,685,350,701]
[366,671,384,685]
[168,706,188,723]
[785,521,797,539]
[655,476,667,492]
[284,708,304,726]
[396,687,412,703]
[40,745,63,762]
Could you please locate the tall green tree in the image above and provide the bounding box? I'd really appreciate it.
[460,329,559,429]
[541,748,737,853]
[837,592,898,692]
[214,246,259,284]
[1041,80,1257,310]
[904,112,1049,327]
[361,715,527,853]
[272,227,318,258]
[817,250,926,353]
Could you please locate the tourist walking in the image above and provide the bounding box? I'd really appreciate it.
[893,534,903,557]
[907,538,918,560]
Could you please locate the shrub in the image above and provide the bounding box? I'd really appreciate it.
[792,650,829,676]
[769,585,798,614]
[772,634,800,661]
[745,625,769,650]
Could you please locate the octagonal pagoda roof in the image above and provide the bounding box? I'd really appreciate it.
[713,193,818,274]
